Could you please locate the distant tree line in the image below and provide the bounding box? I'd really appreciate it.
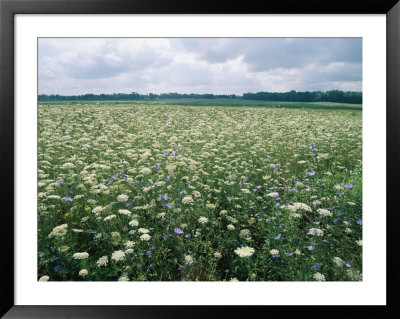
[38,90,362,104]
[243,90,362,104]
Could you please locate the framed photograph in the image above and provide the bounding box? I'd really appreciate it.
[1,0,398,317]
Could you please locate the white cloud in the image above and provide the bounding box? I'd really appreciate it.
[38,38,362,95]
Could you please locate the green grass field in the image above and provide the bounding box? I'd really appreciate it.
[37,103,362,282]
[38,99,362,111]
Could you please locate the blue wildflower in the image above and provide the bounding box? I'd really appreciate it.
[53,265,61,273]
[174,228,184,235]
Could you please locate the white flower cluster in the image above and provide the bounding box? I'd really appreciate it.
[184,255,194,266]
[234,246,255,258]
[198,216,208,224]
[118,209,132,216]
[317,208,333,217]
[129,219,139,227]
[269,249,279,256]
[73,252,89,259]
[182,196,194,204]
[117,194,129,202]
[79,269,88,277]
[313,272,326,281]
[111,250,126,262]
[138,228,150,234]
[140,234,151,241]
[48,224,68,238]
[96,256,109,267]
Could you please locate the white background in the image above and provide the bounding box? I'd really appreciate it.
[15,14,386,305]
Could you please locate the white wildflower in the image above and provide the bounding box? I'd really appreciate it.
[92,206,103,214]
[39,275,49,282]
[198,216,209,224]
[269,249,280,256]
[117,194,129,202]
[129,219,139,227]
[138,228,150,234]
[118,209,132,217]
[140,234,151,241]
[307,228,324,236]
[239,229,251,238]
[96,256,108,267]
[213,252,222,259]
[347,269,362,281]
[313,272,326,281]
[182,196,194,204]
[184,255,194,266]
[79,269,88,277]
[118,275,130,281]
[157,213,166,219]
[267,192,279,198]
[73,252,89,260]
[48,224,68,238]
[104,214,116,221]
[333,257,344,267]
[124,241,134,248]
[141,167,151,175]
[234,246,255,257]
[317,208,333,217]
[111,250,125,262]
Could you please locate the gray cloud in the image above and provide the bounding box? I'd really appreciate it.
[38,38,362,95]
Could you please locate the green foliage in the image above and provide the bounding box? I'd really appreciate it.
[37,104,362,282]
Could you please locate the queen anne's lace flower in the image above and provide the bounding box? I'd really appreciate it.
[111,250,125,262]
[198,216,208,224]
[73,252,89,259]
[140,234,151,241]
[117,194,129,202]
[96,256,108,267]
[234,246,255,257]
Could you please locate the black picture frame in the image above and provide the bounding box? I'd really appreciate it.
[1,0,399,318]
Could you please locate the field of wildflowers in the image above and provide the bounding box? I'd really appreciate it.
[38,104,362,281]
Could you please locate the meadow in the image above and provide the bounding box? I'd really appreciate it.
[37,103,362,282]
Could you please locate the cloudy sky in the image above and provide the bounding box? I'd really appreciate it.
[38,38,362,95]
